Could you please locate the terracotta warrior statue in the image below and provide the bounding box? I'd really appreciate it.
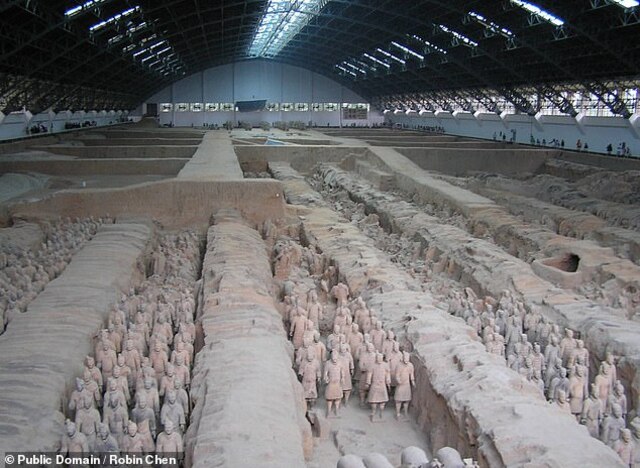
[120,421,145,453]
[299,349,321,408]
[394,352,415,420]
[366,353,391,421]
[160,390,186,434]
[60,420,89,456]
[338,343,354,405]
[94,423,119,453]
[156,421,184,459]
[324,351,345,417]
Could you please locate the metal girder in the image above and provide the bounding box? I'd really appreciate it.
[1,0,639,115]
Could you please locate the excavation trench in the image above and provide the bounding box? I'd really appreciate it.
[270,229,430,467]
[270,160,624,467]
[312,163,640,420]
[59,227,202,464]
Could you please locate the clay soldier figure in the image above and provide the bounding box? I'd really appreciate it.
[137,419,156,454]
[554,390,571,415]
[161,390,186,434]
[121,421,145,453]
[97,341,118,381]
[548,367,569,402]
[327,325,343,354]
[387,341,403,392]
[324,351,345,417]
[69,378,89,418]
[307,290,324,328]
[349,323,364,361]
[95,329,116,359]
[568,365,586,419]
[156,421,184,463]
[303,319,317,347]
[111,366,130,404]
[103,391,128,446]
[580,384,603,438]
[60,420,89,456]
[94,423,119,454]
[290,309,308,350]
[601,352,618,392]
[122,340,141,381]
[136,377,160,418]
[84,356,103,389]
[150,340,170,382]
[559,329,577,366]
[160,364,177,398]
[338,343,354,404]
[331,282,350,307]
[115,354,133,392]
[367,353,391,421]
[613,428,635,467]
[607,381,627,420]
[299,350,321,408]
[544,357,563,391]
[295,340,312,373]
[171,340,191,368]
[173,379,190,419]
[531,343,545,381]
[75,395,101,451]
[312,332,327,372]
[131,394,157,440]
[358,343,377,406]
[173,353,191,389]
[394,352,415,420]
[544,335,560,370]
[602,403,626,447]
[595,365,612,411]
[370,321,386,353]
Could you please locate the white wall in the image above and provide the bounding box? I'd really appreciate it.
[388,111,640,157]
[0,110,130,141]
[146,59,384,128]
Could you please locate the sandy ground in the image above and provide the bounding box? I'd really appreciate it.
[307,395,429,468]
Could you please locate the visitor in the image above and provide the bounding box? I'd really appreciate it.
[584,142,589,151]
[606,144,613,155]
[576,139,582,151]
[560,140,565,148]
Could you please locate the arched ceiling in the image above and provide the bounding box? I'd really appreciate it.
[1,0,639,115]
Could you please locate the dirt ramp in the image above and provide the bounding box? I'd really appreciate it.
[185,212,311,467]
[0,222,152,456]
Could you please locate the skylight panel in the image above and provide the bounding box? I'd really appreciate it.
[468,11,514,38]
[390,41,425,60]
[155,46,171,56]
[438,24,479,47]
[335,64,357,77]
[249,0,331,58]
[65,0,107,18]
[510,0,564,26]
[343,61,367,74]
[363,53,391,69]
[609,0,639,7]
[411,34,448,55]
[376,48,406,65]
[89,6,140,33]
